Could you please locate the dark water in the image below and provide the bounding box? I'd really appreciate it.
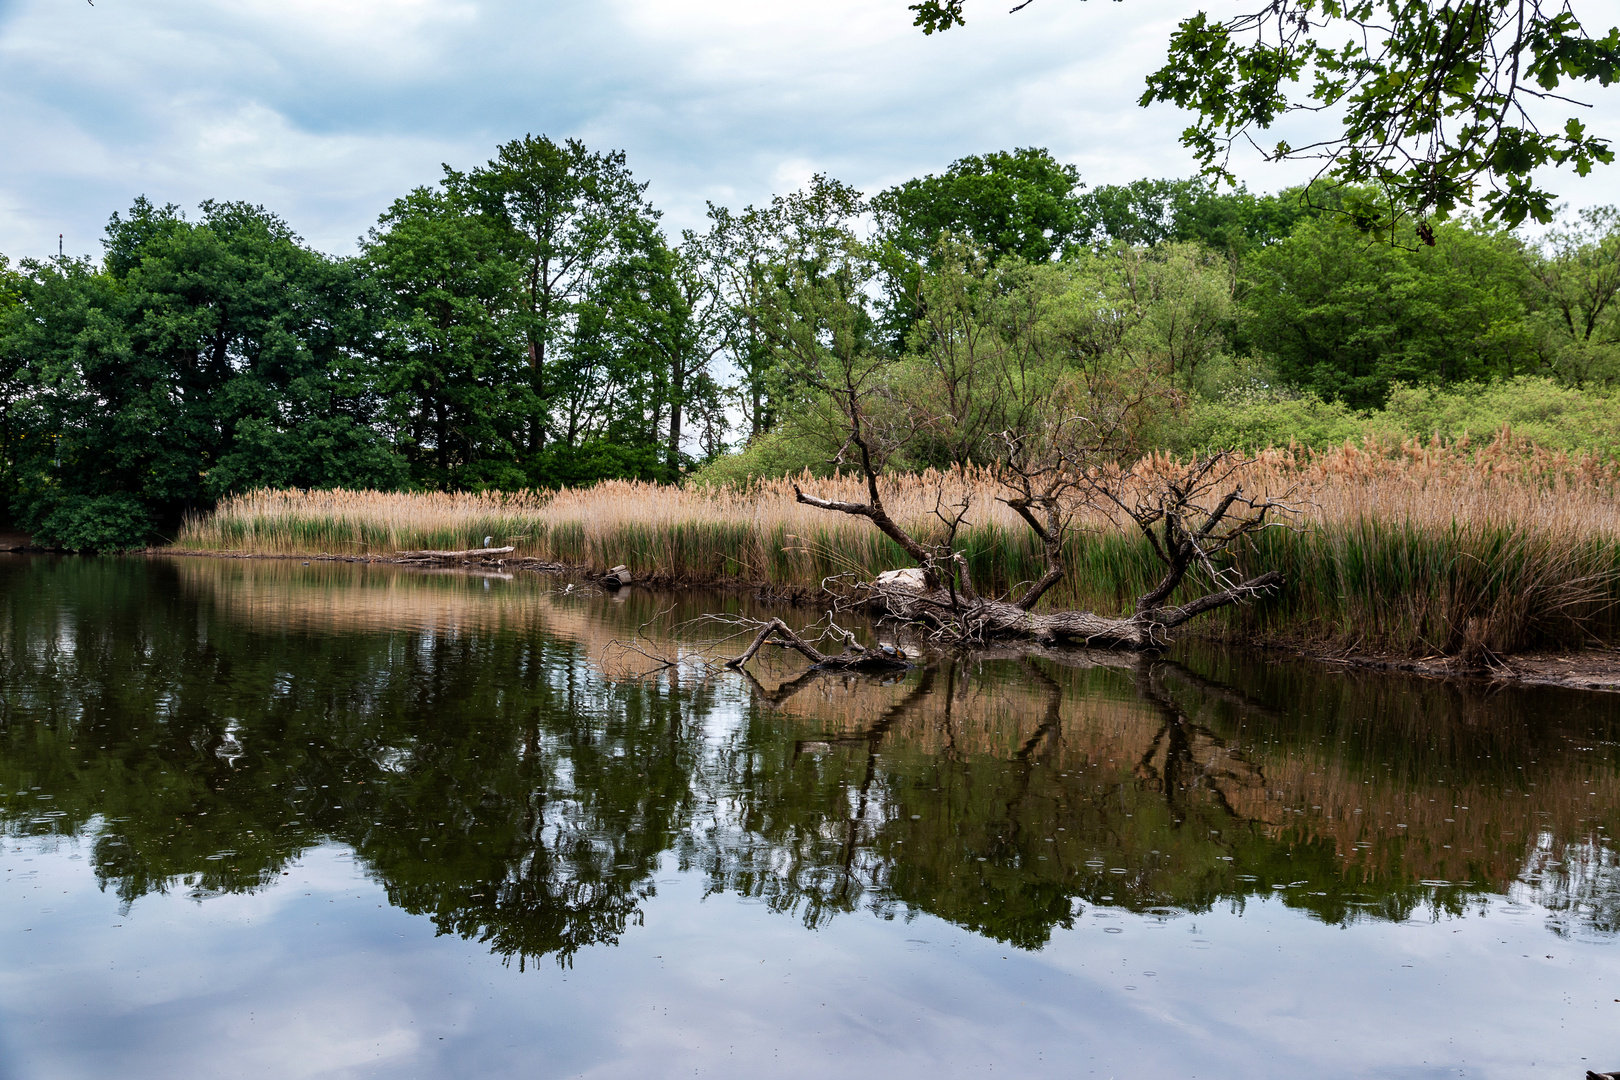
[2,556,1618,1079]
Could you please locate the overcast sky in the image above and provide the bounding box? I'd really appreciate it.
[3,0,1619,261]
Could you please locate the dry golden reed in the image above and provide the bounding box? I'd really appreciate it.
[177,433,1620,654]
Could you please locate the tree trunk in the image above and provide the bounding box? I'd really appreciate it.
[866,571,1283,649]
[667,353,685,475]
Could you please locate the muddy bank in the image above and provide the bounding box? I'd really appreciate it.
[1293,648,1620,693]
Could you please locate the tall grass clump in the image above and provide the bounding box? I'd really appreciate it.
[1186,435,1620,654]
[178,430,1620,656]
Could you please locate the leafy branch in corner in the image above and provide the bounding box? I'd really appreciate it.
[908,0,1620,231]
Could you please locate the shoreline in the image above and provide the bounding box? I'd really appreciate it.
[131,546,1620,695]
[1270,644,1620,693]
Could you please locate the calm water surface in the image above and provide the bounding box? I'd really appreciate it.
[1,555,1618,1078]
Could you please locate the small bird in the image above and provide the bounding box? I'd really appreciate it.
[483,535,493,548]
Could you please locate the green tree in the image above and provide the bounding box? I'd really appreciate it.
[0,254,37,523]
[534,213,675,483]
[910,0,1620,229]
[1240,215,1537,406]
[634,234,731,475]
[450,135,660,474]
[7,198,404,549]
[699,176,870,441]
[886,240,1207,472]
[872,148,1086,265]
[362,187,530,490]
[1077,178,1316,258]
[1107,241,1238,392]
[1525,204,1620,388]
[871,148,1087,351]
[754,214,896,476]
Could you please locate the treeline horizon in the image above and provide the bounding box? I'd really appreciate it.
[1,135,1618,550]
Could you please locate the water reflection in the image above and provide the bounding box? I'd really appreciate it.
[1,554,1617,973]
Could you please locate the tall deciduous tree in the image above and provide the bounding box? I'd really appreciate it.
[872,149,1088,350]
[363,187,529,490]
[450,135,659,466]
[7,199,403,549]
[700,175,869,441]
[1526,204,1620,388]
[873,148,1086,265]
[1241,215,1536,406]
[1077,178,1316,257]
[644,235,730,473]
[0,254,34,521]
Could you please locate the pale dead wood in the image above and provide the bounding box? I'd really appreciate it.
[395,546,516,560]
[800,453,1295,650]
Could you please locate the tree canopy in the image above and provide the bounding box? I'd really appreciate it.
[872,147,1087,264]
[3,138,1618,550]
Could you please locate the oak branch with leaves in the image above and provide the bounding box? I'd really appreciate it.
[910,0,1619,230]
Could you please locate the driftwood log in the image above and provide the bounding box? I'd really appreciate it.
[395,546,515,560]
[724,618,911,672]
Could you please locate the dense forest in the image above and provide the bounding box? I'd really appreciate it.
[1,136,1617,550]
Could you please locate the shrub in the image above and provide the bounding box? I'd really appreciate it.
[686,431,833,486]
[32,493,155,552]
[1377,377,1620,455]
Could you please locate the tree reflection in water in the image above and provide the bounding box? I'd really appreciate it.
[1,555,1617,968]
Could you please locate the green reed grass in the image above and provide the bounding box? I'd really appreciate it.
[176,442,1620,657]
[182,505,1620,655]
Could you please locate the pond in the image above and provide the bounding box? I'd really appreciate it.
[0,555,1617,1079]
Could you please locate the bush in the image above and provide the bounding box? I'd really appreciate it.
[1377,377,1620,454]
[1174,383,1365,452]
[686,431,832,487]
[1176,376,1619,455]
[30,493,155,552]
[528,441,669,489]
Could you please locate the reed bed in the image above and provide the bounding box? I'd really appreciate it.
[177,433,1620,655]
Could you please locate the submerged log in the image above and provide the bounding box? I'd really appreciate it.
[724,618,911,672]
[395,546,515,560]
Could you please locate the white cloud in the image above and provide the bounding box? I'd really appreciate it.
[0,0,1617,259]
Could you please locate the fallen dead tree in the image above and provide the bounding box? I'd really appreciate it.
[822,452,1292,648]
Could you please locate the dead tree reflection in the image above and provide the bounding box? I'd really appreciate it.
[1130,660,1269,832]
